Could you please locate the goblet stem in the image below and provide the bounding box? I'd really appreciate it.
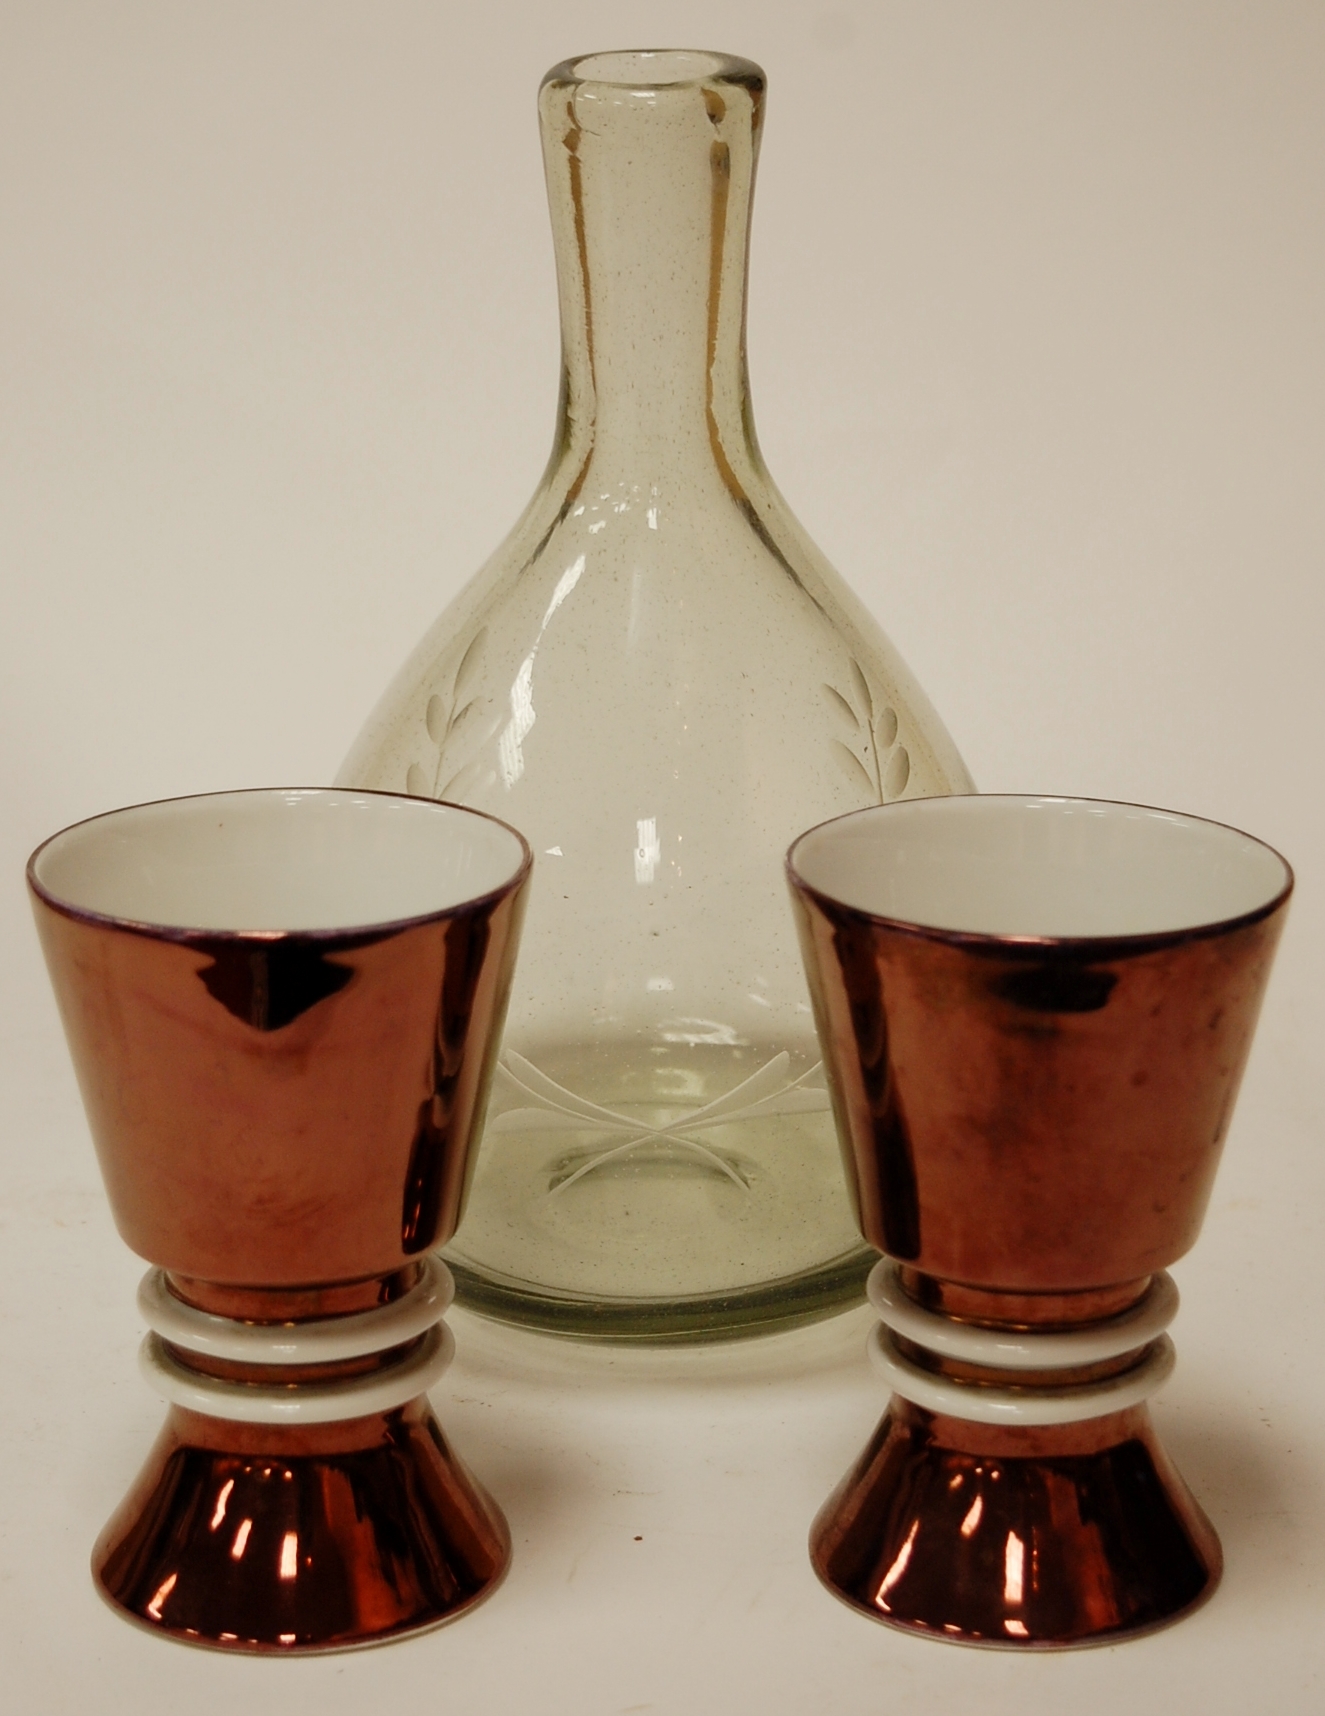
[810,1261,1220,1647]
[93,1257,509,1652]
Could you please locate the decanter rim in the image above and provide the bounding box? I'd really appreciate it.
[544,48,764,93]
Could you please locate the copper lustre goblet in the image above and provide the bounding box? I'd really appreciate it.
[29,788,531,1652]
[787,795,1291,1648]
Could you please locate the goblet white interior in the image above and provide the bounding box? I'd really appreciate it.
[788,796,1290,940]
[31,789,529,933]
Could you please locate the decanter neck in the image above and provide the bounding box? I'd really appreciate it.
[538,52,765,480]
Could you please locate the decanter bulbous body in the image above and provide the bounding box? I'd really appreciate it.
[338,50,973,1339]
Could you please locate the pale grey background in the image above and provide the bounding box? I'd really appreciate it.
[2,2,1322,1711]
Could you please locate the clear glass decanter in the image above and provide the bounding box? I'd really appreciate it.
[338,49,973,1339]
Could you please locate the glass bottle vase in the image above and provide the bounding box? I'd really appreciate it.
[338,49,974,1339]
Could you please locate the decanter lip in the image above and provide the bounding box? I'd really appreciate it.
[544,48,764,94]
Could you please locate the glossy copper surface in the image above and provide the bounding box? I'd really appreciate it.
[95,1397,510,1652]
[788,883,1288,1288]
[28,791,531,1649]
[810,1399,1220,1648]
[30,872,529,1284]
[169,1270,427,1320]
[899,1273,1152,1329]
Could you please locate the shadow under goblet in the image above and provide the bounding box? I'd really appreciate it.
[787,795,1291,1648]
[29,788,530,1652]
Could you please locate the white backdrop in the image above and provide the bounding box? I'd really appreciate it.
[3,3,1322,1711]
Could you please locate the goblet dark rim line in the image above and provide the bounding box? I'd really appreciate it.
[785,793,1294,960]
[25,785,534,948]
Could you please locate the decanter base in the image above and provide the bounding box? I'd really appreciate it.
[447,1245,874,1342]
[93,1399,510,1653]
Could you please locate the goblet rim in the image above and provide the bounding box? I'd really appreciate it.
[26,784,534,946]
[786,791,1293,956]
